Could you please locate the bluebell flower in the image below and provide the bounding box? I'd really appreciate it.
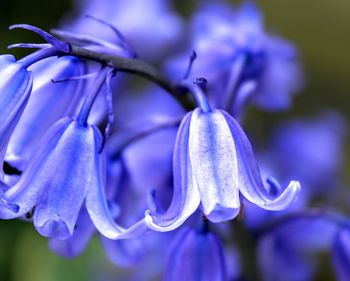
[167,2,301,115]
[0,117,129,240]
[163,226,227,281]
[270,111,346,198]
[145,108,300,231]
[64,0,183,61]
[5,56,85,170]
[257,213,341,281]
[0,55,33,180]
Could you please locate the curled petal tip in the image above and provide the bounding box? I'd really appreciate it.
[260,180,301,211]
[36,217,72,240]
[0,198,19,213]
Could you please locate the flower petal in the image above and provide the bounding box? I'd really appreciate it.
[164,227,227,281]
[221,110,300,210]
[33,121,97,239]
[145,112,201,231]
[0,55,33,179]
[49,207,95,257]
[0,118,72,219]
[189,109,240,222]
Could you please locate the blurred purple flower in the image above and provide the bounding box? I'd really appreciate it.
[167,2,302,115]
[163,226,227,281]
[64,0,183,61]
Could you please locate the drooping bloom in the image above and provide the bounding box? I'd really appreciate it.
[257,214,340,281]
[0,117,126,240]
[145,108,300,231]
[0,55,33,180]
[167,2,301,115]
[164,226,227,281]
[6,56,85,170]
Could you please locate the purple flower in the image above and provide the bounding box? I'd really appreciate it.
[64,0,183,61]
[163,226,227,281]
[0,117,128,240]
[257,214,341,281]
[5,56,85,170]
[270,111,346,197]
[0,55,33,180]
[145,108,300,231]
[167,2,301,115]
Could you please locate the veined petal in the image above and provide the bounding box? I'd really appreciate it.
[189,108,240,222]
[221,110,300,210]
[85,126,128,239]
[0,118,73,219]
[145,112,201,231]
[33,121,97,239]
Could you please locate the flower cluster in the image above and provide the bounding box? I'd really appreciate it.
[0,1,348,280]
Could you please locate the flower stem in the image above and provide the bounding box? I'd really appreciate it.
[77,66,110,126]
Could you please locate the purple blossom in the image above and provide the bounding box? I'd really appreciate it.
[0,118,128,240]
[145,108,300,231]
[0,55,33,180]
[5,56,85,170]
[167,2,302,115]
[163,226,227,281]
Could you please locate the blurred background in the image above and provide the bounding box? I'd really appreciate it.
[0,0,349,280]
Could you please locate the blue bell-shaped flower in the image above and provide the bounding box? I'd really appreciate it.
[0,55,33,180]
[163,226,227,281]
[146,108,300,231]
[6,56,85,170]
[0,117,128,240]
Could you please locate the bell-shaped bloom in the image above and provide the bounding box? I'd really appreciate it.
[257,214,339,281]
[146,108,300,231]
[0,55,33,180]
[0,117,128,240]
[163,227,227,281]
[6,56,85,170]
[166,2,301,115]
